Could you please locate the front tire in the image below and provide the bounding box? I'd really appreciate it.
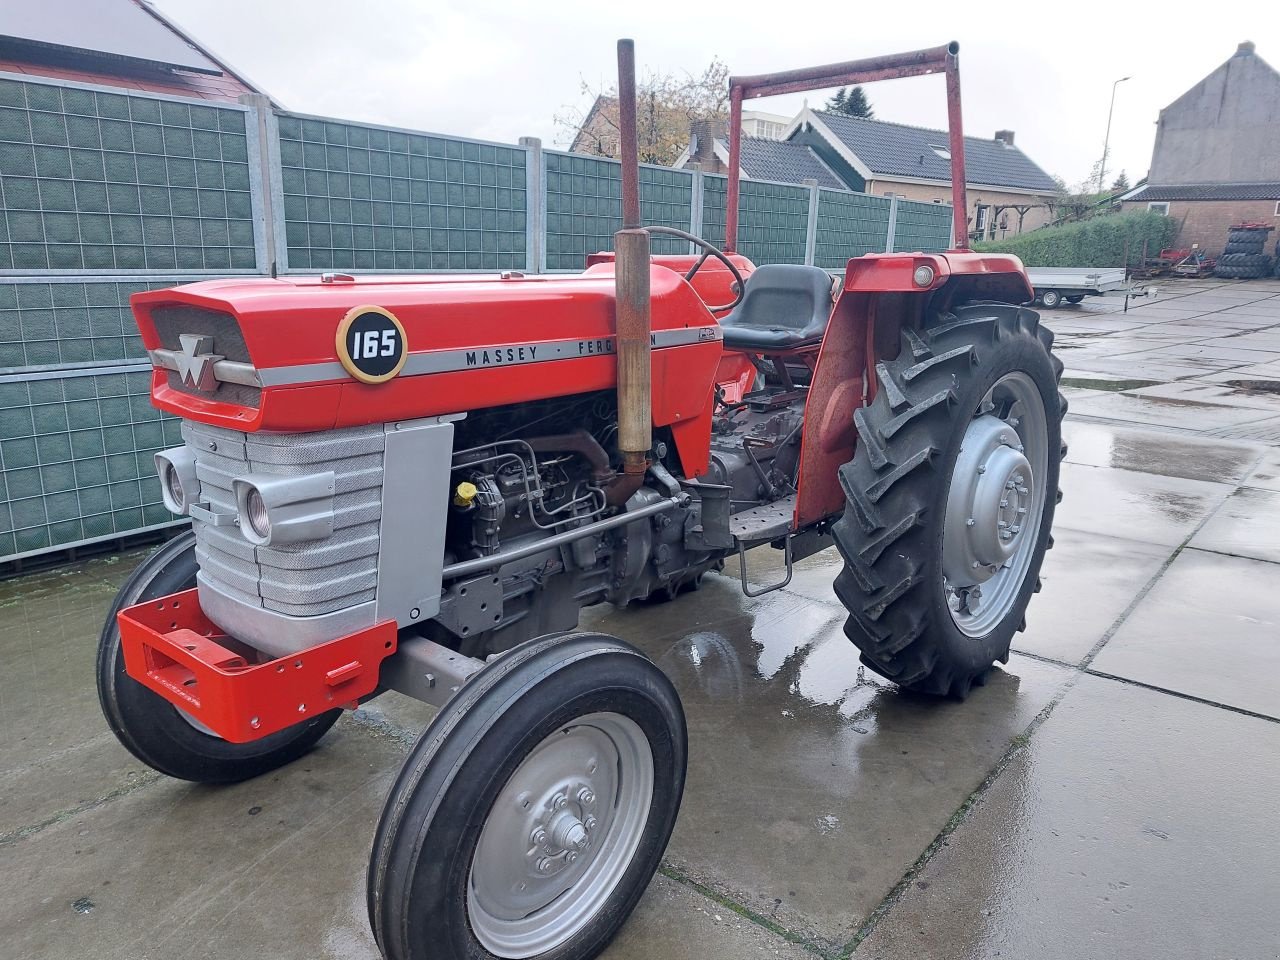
[832,303,1066,698]
[368,632,686,960]
[1039,289,1062,308]
[96,531,340,783]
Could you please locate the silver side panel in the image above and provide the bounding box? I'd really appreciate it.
[375,416,461,626]
[182,415,459,656]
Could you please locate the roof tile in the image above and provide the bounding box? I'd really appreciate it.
[811,111,1057,193]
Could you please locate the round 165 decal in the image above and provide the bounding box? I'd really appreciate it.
[336,305,408,384]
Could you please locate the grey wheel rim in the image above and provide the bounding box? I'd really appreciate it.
[467,711,654,958]
[942,372,1049,637]
[1041,290,1060,307]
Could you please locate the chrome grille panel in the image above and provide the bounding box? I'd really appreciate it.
[183,420,386,619]
[150,304,262,406]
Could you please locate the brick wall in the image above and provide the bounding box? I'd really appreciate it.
[1120,198,1280,255]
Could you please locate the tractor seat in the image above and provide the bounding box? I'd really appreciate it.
[719,264,834,352]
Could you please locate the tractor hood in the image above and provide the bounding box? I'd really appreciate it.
[131,266,725,433]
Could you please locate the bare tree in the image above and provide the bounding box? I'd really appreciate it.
[554,59,730,166]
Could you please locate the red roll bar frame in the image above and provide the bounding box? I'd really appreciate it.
[725,41,968,252]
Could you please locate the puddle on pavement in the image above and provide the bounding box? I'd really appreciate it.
[1226,379,1280,394]
[1061,377,1162,392]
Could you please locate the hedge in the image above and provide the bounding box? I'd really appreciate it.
[974,212,1180,268]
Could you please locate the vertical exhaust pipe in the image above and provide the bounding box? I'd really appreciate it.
[613,38,652,495]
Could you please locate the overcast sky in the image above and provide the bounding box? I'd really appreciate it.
[157,0,1277,190]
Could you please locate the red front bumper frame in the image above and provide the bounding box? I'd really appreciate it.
[117,588,398,743]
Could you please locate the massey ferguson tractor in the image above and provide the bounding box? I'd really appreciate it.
[98,40,1063,960]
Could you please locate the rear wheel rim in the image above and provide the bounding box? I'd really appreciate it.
[467,711,654,958]
[942,372,1049,637]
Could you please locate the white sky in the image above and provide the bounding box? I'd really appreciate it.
[156,0,1279,190]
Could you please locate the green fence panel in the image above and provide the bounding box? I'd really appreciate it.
[0,77,256,273]
[0,278,175,369]
[815,190,892,268]
[544,153,693,270]
[0,366,183,559]
[700,175,809,265]
[892,199,952,252]
[277,115,527,272]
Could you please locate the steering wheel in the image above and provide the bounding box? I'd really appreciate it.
[643,225,745,313]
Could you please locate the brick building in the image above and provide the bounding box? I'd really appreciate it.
[1121,42,1280,254]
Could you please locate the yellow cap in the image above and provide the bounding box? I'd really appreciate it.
[453,481,478,507]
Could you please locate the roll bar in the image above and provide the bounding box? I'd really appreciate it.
[725,41,968,252]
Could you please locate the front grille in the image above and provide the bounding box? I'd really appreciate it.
[183,420,386,619]
[150,304,262,407]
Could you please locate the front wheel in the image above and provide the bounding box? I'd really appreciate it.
[832,302,1066,698]
[96,531,341,782]
[1039,289,1062,308]
[368,632,686,960]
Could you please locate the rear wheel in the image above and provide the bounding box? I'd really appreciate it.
[368,632,686,960]
[1064,294,1085,304]
[96,531,340,782]
[831,303,1066,697]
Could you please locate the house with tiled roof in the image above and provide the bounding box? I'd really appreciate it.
[0,0,269,104]
[1120,42,1280,255]
[676,109,1059,241]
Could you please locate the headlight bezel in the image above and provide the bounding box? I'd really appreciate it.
[231,471,336,547]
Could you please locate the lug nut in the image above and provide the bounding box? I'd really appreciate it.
[584,815,598,831]
[566,852,578,864]
[551,793,567,811]
[536,858,554,874]
[577,788,595,805]
[531,828,548,847]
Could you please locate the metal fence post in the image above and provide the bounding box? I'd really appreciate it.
[519,137,544,274]
[688,167,705,255]
[803,179,819,266]
[885,194,899,253]
[239,93,286,276]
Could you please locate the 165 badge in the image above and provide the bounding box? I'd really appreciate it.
[336,305,407,384]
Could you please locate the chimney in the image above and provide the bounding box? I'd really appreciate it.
[689,118,728,167]
[1236,40,1256,56]
[994,129,1015,146]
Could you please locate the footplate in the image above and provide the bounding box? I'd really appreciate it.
[117,588,397,743]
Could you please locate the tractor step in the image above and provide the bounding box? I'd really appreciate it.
[729,493,797,545]
[116,588,397,742]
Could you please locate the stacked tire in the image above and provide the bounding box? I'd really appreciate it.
[1215,227,1273,279]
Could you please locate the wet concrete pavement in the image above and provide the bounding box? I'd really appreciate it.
[3,278,1280,959]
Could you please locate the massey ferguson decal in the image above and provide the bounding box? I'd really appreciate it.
[336,305,408,384]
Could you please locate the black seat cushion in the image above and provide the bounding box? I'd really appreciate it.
[719,264,834,352]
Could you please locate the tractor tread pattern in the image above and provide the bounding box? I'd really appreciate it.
[830,303,1066,698]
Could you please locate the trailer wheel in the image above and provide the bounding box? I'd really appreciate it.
[831,302,1065,698]
[1065,294,1085,304]
[96,531,340,783]
[368,632,686,960]
[1039,289,1062,308]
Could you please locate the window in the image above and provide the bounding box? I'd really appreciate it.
[932,198,943,204]
[1274,200,1280,216]
[928,144,952,160]
[1148,202,1169,215]
[975,205,989,231]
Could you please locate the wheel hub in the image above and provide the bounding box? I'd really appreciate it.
[944,415,1034,588]
[941,373,1050,639]
[468,713,654,958]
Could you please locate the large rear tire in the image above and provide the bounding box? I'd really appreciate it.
[368,632,686,960]
[96,531,341,783]
[831,303,1066,698]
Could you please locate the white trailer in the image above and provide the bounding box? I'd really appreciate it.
[1025,267,1136,308]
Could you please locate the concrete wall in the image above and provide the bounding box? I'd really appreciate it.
[866,179,1054,239]
[1150,44,1280,185]
[1120,199,1280,255]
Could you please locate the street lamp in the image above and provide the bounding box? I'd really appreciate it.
[1098,76,1131,193]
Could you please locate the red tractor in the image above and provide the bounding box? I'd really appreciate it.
[99,40,1062,960]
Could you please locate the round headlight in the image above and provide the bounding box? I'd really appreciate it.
[164,461,185,510]
[244,487,270,539]
[913,264,936,287]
